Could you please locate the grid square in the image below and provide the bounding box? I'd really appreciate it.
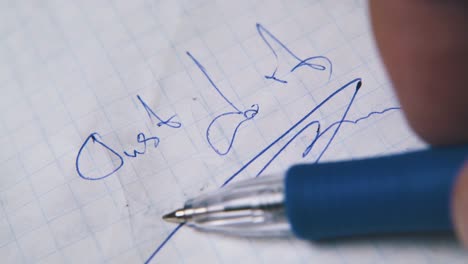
[12,119,43,152]
[135,28,171,58]
[0,179,35,213]
[109,248,142,264]
[17,225,57,263]
[49,209,88,248]
[62,236,103,264]
[69,178,108,206]
[39,185,77,221]
[37,251,66,264]
[0,81,22,113]
[0,241,24,264]
[65,87,101,121]
[2,100,35,132]
[215,44,251,77]
[108,42,145,75]
[8,200,45,238]
[98,22,131,51]
[0,158,26,191]
[122,7,158,37]
[91,75,128,106]
[202,24,237,54]
[47,124,82,158]
[140,168,184,205]
[95,220,135,259]
[0,216,14,246]
[38,103,73,136]
[82,195,121,231]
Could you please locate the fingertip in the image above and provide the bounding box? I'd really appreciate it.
[369,1,468,147]
[452,161,468,247]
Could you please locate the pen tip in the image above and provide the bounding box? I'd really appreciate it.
[162,209,186,224]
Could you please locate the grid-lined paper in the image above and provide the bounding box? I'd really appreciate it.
[1,0,467,263]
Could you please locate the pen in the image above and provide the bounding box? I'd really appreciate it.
[163,146,467,240]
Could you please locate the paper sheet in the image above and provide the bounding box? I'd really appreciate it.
[1,0,467,263]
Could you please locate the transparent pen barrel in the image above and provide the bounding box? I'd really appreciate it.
[184,173,291,237]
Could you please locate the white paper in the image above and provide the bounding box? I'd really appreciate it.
[1,0,467,263]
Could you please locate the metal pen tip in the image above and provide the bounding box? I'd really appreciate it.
[162,209,186,224]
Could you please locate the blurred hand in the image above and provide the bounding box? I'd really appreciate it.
[369,1,468,246]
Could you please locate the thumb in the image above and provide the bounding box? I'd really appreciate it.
[453,160,468,247]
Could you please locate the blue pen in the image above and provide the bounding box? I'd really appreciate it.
[163,146,467,240]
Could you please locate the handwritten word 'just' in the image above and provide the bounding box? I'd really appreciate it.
[75,95,181,180]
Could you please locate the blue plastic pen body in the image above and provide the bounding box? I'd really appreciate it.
[285,145,467,240]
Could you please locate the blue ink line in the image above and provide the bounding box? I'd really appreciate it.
[137,95,182,128]
[314,80,360,163]
[222,77,361,186]
[144,95,398,264]
[255,120,321,178]
[76,96,173,179]
[124,133,147,158]
[317,107,402,141]
[256,23,332,83]
[190,24,333,156]
[205,104,259,156]
[352,107,401,124]
[255,82,361,177]
[124,133,160,158]
[291,55,332,74]
[187,51,259,156]
[186,52,241,112]
[143,23,401,264]
[144,80,402,263]
[144,223,185,264]
[76,133,124,181]
[264,68,287,84]
[76,131,162,180]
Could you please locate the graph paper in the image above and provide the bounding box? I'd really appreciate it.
[1,0,467,263]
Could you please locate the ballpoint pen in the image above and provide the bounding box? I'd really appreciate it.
[163,146,467,240]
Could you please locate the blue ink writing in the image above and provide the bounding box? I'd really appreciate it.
[186,51,259,156]
[123,133,160,158]
[145,79,400,263]
[256,23,333,83]
[222,78,361,186]
[144,23,400,263]
[76,133,124,181]
[76,95,179,180]
[76,132,159,180]
[251,79,361,180]
[137,95,181,128]
[188,23,334,157]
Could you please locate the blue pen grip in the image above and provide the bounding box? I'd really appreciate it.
[285,146,467,240]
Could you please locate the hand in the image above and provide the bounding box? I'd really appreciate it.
[369,1,468,246]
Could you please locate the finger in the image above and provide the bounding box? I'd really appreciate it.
[453,160,468,247]
[369,1,468,145]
